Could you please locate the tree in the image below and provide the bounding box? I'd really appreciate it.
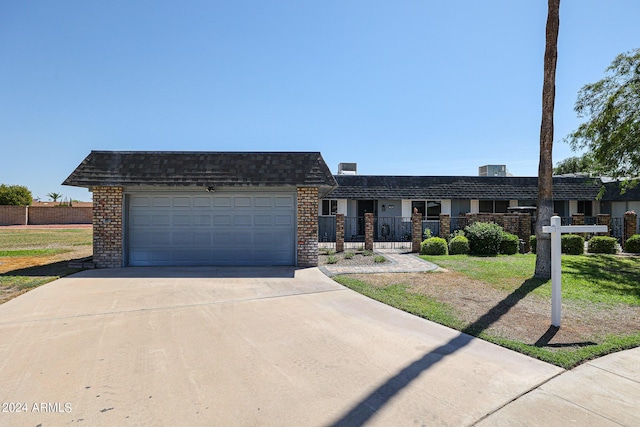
[566,48,640,178]
[535,0,560,280]
[47,192,63,202]
[553,154,597,175]
[0,184,33,206]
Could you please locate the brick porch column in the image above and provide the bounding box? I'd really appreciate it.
[297,187,319,267]
[597,214,611,236]
[439,214,450,239]
[364,213,374,251]
[92,186,123,268]
[412,212,423,253]
[571,213,585,226]
[623,211,638,249]
[520,214,532,253]
[335,214,344,253]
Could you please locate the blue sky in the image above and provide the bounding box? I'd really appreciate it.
[1,1,639,202]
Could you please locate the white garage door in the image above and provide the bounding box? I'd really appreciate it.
[127,192,296,266]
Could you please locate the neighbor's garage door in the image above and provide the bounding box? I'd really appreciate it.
[127,192,296,266]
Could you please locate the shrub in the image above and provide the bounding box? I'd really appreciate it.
[500,232,520,255]
[561,234,585,255]
[529,235,536,254]
[588,236,618,254]
[464,222,503,256]
[624,234,640,253]
[423,228,432,240]
[344,251,355,259]
[327,255,338,264]
[362,250,373,256]
[448,235,470,255]
[420,237,448,255]
[0,184,33,206]
[374,255,386,263]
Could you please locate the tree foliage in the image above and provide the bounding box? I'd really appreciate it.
[566,48,640,178]
[0,184,33,206]
[553,154,598,175]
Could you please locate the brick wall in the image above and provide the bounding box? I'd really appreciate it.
[0,206,28,225]
[623,211,638,249]
[336,214,345,253]
[93,186,123,268]
[297,187,319,267]
[28,206,92,225]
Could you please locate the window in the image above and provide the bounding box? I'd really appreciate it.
[479,200,493,213]
[411,201,426,216]
[426,201,441,218]
[322,200,338,216]
[578,201,593,216]
[479,200,509,213]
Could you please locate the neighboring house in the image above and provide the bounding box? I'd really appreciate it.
[63,151,336,268]
[320,174,605,240]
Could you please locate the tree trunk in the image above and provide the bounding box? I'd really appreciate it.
[535,0,560,279]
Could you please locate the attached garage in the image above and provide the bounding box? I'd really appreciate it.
[62,151,337,268]
[127,191,296,266]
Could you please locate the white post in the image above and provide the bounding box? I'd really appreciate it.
[542,216,607,328]
[549,216,562,327]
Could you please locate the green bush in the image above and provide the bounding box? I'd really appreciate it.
[588,236,618,254]
[529,235,536,254]
[500,232,520,255]
[624,234,640,253]
[420,237,448,255]
[374,255,386,263]
[327,255,338,264]
[344,251,355,259]
[561,234,585,255]
[0,184,33,206]
[423,228,432,240]
[448,235,470,255]
[464,222,503,256]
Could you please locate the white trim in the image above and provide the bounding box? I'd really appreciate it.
[337,199,348,215]
[470,200,479,213]
[441,199,452,215]
[401,200,412,217]
[569,200,578,216]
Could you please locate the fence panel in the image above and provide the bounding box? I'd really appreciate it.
[318,216,336,242]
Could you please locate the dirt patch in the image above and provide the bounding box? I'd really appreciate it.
[0,246,92,304]
[345,271,640,349]
[318,251,388,267]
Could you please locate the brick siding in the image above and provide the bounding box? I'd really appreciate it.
[92,186,123,268]
[297,187,319,267]
[623,211,638,249]
[412,213,423,252]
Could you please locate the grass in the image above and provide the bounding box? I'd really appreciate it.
[336,253,640,369]
[421,253,640,306]
[0,249,68,257]
[0,229,93,303]
[0,229,92,249]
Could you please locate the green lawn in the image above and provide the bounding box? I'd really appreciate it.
[0,229,93,302]
[335,253,640,369]
[420,253,640,306]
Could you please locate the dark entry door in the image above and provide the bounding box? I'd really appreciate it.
[357,200,375,235]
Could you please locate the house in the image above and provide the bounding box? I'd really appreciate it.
[320,174,605,241]
[63,151,336,268]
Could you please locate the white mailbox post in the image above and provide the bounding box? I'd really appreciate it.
[542,216,607,327]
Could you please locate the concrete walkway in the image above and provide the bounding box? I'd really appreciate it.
[320,248,439,276]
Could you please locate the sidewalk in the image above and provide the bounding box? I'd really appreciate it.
[319,249,640,426]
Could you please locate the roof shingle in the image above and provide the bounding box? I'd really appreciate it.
[326,175,603,201]
[63,151,337,191]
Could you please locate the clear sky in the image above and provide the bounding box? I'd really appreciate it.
[1,1,639,202]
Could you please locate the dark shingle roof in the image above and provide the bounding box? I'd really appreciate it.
[63,151,337,191]
[325,175,603,200]
[602,180,640,201]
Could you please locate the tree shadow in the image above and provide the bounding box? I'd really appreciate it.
[329,276,548,427]
[562,255,640,300]
[1,260,83,278]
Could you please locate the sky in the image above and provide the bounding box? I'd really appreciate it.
[1,1,639,202]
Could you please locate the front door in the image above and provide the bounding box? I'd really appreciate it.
[357,200,375,236]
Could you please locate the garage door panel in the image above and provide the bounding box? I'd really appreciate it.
[128,192,295,266]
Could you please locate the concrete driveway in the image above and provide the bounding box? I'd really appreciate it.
[0,267,562,426]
